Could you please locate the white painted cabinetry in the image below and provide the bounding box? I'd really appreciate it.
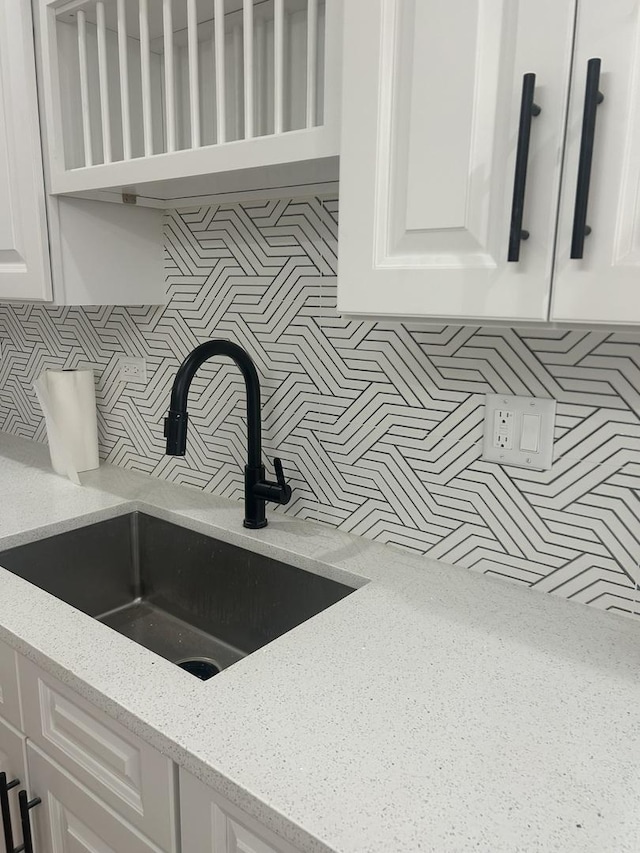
[0,717,28,853]
[27,744,165,853]
[551,0,640,323]
[0,640,178,853]
[0,0,164,305]
[35,0,341,206]
[19,657,178,851]
[0,0,52,300]
[338,0,575,322]
[180,769,302,853]
[338,0,640,326]
[0,640,302,853]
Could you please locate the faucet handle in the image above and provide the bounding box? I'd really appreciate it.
[274,457,286,488]
[273,458,292,505]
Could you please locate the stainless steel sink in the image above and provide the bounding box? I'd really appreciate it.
[0,512,355,679]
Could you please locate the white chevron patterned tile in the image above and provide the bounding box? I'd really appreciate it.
[531,552,635,598]
[429,533,509,569]
[464,552,548,585]
[2,195,640,619]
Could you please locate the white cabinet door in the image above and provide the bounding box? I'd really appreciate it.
[180,769,302,853]
[0,716,28,853]
[338,0,576,321]
[26,743,167,853]
[551,0,640,324]
[19,657,177,851]
[0,0,51,301]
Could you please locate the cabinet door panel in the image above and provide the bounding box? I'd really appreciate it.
[0,716,27,853]
[552,0,640,323]
[338,0,575,321]
[26,743,165,853]
[19,658,177,852]
[0,0,51,300]
[179,769,302,853]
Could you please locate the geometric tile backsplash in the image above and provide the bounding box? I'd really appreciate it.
[1,194,639,620]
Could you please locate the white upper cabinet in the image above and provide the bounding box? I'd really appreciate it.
[36,0,342,205]
[0,0,52,301]
[0,0,165,305]
[338,0,576,322]
[338,0,640,326]
[551,0,640,324]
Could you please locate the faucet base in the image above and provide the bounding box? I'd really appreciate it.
[243,518,268,530]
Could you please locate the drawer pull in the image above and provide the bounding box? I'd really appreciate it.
[14,791,41,853]
[570,57,604,259]
[508,72,541,262]
[0,773,20,853]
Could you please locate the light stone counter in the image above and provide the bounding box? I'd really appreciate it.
[0,433,638,853]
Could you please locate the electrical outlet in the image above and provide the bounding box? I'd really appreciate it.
[118,356,147,383]
[483,394,556,470]
[493,410,514,449]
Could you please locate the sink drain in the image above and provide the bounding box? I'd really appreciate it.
[176,658,221,680]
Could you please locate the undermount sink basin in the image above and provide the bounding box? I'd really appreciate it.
[0,512,355,679]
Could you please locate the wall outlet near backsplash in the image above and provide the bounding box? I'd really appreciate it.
[118,357,147,383]
[0,196,639,620]
[482,394,556,470]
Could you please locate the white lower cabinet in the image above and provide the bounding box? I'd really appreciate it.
[0,715,28,853]
[27,743,166,853]
[0,646,302,853]
[18,658,178,851]
[180,768,302,853]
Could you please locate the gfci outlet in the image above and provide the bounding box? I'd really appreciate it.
[118,356,147,383]
[493,410,514,449]
[483,394,556,470]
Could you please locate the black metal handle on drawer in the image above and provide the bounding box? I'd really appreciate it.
[570,58,604,259]
[0,773,20,853]
[13,791,40,853]
[508,73,541,262]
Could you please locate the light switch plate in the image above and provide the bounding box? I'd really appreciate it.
[482,394,556,470]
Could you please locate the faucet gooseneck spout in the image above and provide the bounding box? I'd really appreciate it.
[164,340,291,529]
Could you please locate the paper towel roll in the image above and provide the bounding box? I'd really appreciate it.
[34,369,99,484]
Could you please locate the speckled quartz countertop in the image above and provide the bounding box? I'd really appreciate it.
[0,433,639,853]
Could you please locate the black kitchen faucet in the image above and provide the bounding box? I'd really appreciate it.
[164,340,291,528]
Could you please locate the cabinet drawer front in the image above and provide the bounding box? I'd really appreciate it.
[28,743,165,853]
[180,769,302,853]
[19,658,176,851]
[0,639,21,729]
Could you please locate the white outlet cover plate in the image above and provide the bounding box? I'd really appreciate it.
[482,393,556,470]
[118,356,147,383]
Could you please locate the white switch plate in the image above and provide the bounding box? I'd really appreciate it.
[482,394,556,470]
[118,356,147,383]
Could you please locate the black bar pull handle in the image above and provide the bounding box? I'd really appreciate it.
[0,772,20,853]
[570,57,604,259]
[14,790,40,853]
[508,73,541,262]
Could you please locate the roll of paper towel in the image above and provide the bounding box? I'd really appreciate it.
[34,369,99,484]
